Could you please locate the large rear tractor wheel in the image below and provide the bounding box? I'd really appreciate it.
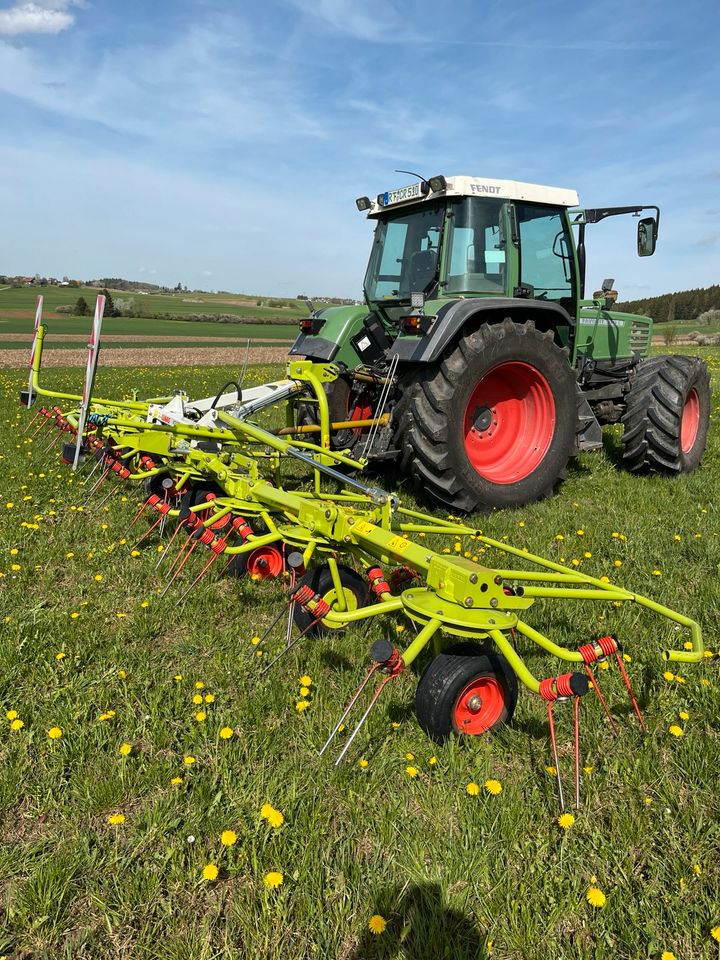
[621,354,711,474]
[402,319,578,512]
[415,642,518,743]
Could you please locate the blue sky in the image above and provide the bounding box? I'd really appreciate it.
[1,0,718,298]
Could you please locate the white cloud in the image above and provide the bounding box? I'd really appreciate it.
[0,1,80,36]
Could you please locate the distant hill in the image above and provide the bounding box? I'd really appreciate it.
[617,284,720,324]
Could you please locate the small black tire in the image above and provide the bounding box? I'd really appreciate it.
[415,642,518,743]
[402,318,578,512]
[621,354,711,474]
[292,563,370,636]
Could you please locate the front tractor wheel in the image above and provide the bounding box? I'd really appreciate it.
[415,642,518,743]
[621,354,711,474]
[402,319,578,512]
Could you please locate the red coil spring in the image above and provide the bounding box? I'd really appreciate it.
[293,584,315,606]
[368,567,390,597]
[597,635,618,657]
[555,674,575,698]
[539,678,558,702]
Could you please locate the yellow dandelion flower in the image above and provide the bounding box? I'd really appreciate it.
[428,756,437,766]
[194,681,204,690]
[220,830,237,847]
[10,718,24,730]
[140,600,149,608]
[119,742,132,756]
[174,674,183,682]
[194,711,206,722]
[204,694,215,704]
[545,766,557,775]
[652,569,662,577]
[260,804,285,828]
[613,559,622,567]
[250,636,261,645]
[299,675,312,686]
[299,686,310,697]
[359,759,369,769]
[368,914,387,934]
[644,796,653,804]
[692,864,701,876]
[406,766,418,778]
[55,651,66,661]
[48,726,62,739]
[108,813,125,825]
[584,551,592,559]
[219,727,234,739]
[466,782,480,796]
[192,694,203,705]
[118,670,126,679]
[679,710,689,721]
[484,779,502,795]
[663,671,675,682]
[171,776,183,785]
[202,863,219,881]
[661,952,676,960]
[558,813,575,829]
[586,886,606,908]
[405,753,415,761]
[94,574,103,582]
[183,755,196,765]
[69,611,80,619]
[710,926,720,943]
[296,699,310,711]
[668,724,684,738]
[263,871,283,890]
[6,710,18,721]
[576,529,584,536]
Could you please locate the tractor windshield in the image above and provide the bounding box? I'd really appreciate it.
[364,202,445,302]
[444,197,506,294]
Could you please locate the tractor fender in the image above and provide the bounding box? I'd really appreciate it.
[389,298,573,364]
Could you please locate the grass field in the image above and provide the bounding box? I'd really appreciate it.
[0,353,718,960]
[0,285,303,352]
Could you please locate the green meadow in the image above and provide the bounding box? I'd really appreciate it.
[0,351,718,960]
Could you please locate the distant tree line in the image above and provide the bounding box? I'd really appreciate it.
[617,284,720,324]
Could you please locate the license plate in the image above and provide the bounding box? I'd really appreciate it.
[383,183,421,206]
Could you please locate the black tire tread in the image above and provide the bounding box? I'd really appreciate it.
[621,354,711,474]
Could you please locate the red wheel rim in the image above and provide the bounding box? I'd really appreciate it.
[463,362,555,483]
[453,675,505,734]
[246,546,283,580]
[680,388,700,454]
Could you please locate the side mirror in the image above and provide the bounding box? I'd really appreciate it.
[637,216,657,257]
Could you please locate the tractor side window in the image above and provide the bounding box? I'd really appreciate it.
[516,204,574,305]
[445,197,505,295]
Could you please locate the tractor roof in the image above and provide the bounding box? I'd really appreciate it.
[366,176,579,217]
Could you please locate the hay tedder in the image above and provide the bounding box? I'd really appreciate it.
[21,290,706,809]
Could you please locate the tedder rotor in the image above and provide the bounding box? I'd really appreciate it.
[20,294,708,809]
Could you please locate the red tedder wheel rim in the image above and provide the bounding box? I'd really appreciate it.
[245,546,284,580]
[463,361,556,483]
[453,675,506,735]
[680,388,700,454]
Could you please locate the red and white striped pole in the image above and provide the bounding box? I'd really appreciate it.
[72,294,106,471]
[26,294,43,406]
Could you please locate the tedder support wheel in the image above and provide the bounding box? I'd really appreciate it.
[415,642,518,743]
[621,354,711,474]
[402,319,578,512]
[293,563,370,636]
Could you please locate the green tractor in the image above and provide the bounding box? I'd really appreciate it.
[291,175,711,512]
